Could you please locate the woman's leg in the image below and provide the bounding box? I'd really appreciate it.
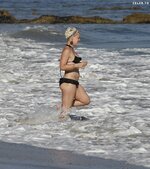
[73,84,90,107]
[60,83,76,113]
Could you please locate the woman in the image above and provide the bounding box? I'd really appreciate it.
[59,27,90,118]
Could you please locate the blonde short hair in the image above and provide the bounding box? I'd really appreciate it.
[65,27,78,39]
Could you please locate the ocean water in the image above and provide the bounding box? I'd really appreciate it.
[0,0,150,20]
[0,0,150,168]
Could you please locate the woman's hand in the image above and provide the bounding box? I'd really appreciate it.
[75,61,88,69]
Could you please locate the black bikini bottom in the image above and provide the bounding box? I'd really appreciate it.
[59,78,79,87]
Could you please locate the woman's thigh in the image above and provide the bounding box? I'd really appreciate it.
[60,83,77,108]
[75,85,90,105]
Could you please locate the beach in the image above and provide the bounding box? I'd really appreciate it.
[0,23,150,168]
[0,141,149,169]
[0,0,150,168]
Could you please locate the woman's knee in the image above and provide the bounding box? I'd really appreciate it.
[84,96,90,105]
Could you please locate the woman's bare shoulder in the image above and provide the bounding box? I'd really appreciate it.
[61,46,72,57]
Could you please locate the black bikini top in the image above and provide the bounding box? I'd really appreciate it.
[73,55,82,63]
[66,44,82,63]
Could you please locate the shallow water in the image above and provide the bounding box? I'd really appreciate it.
[0,23,150,167]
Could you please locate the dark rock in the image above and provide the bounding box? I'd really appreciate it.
[123,13,150,23]
[67,16,115,24]
[0,10,116,24]
[1,10,150,24]
[20,15,116,24]
[0,10,17,23]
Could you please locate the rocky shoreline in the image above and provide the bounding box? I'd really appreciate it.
[0,10,150,24]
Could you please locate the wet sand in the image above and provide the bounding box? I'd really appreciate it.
[0,141,149,169]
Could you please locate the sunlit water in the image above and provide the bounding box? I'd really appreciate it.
[0,24,150,167]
